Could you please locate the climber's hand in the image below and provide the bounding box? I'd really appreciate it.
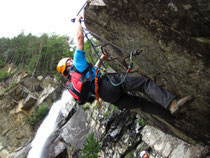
[71,15,83,23]
[100,53,109,61]
[75,15,83,23]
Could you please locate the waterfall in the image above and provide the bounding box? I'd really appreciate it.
[28,90,73,158]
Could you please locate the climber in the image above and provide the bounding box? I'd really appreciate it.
[56,15,192,115]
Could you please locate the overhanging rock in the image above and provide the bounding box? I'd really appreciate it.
[84,0,210,145]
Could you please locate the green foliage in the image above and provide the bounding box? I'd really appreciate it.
[82,103,90,111]
[125,151,135,158]
[0,60,5,68]
[1,81,16,94]
[83,37,109,67]
[103,105,116,119]
[69,146,74,153]
[0,33,111,77]
[0,69,9,81]
[81,133,101,158]
[104,110,111,119]
[130,153,135,158]
[93,102,100,111]
[112,105,117,111]
[28,103,49,128]
[138,118,146,127]
[0,33,75,76]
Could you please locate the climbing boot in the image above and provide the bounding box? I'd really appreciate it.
[169,96,193,114]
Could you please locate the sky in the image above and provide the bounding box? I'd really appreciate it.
[0,0,87,39]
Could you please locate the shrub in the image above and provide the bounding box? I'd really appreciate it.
[82,103,90,111]
[139,118,146,127]
[104,110,111,119]
[28,103,49,127]
[0,60,5,68]
[81,133,101,158]
[0,69,8,81]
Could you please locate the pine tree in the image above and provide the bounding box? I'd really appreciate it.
[81,133,101,158]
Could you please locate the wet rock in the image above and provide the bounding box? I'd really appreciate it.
[7,143,32,158]
[60,107,89,154]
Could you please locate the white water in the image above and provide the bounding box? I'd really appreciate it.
[28,90,73,158]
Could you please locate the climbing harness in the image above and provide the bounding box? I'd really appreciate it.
[66,64,93,105]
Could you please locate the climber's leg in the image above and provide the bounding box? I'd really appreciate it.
[113,92,173,119]
[118,74,176,109]
[98,74,122,103]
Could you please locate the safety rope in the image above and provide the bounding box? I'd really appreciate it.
[83,28,133,87]
[82,27,161,73]
[83,29,106,69]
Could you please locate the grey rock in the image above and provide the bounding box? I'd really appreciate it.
[141,125,209,158]
[22,94,37,110]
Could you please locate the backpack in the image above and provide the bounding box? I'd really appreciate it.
[66,64,94,105]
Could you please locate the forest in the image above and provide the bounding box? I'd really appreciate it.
[0,33,99,79]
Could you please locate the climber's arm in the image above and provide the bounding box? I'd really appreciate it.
[95,53,109,68]
[76,16,84,51]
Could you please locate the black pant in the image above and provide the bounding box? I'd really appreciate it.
[98,73,176,112]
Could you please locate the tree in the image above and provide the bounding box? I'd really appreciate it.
[0,33,75,76]
[81,133,101,158]
[84,37,101,65]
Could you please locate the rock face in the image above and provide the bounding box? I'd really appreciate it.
[60,103,142,157]
[4,72,208,158]
[44,100,209,158]
[141,125,208,158]
[1,1,210,157]
[0,65,63,157]
[84,0,210,145]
